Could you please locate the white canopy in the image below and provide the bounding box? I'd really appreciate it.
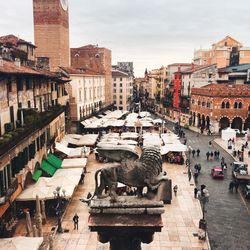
[55,143,86,158]
[17,169,82,201]
[160,143,187,155]
[139,111,151,117]
[221,128,236,141]
[118,140,138,145]
[121,132,139,139]
[61,158,87,168]
[0,237,43,250]
[153,118,163,124]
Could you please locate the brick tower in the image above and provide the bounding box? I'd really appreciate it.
[33,0,70,71]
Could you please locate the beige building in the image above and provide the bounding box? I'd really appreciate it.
[0,58,67,224]
[112,70,133,111]
[193,36,250,68]
[61,67,105,122]
[71,45,112,107]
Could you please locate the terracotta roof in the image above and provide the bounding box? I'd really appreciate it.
[168,63,192,67]
[180,64,216,74]
[0,34,36,48]
[112,70,128,77]
[0,59,41,75]
[60,66,103,76]
[0,59,69,82]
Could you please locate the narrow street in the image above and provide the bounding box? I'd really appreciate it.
[165,121,250,250]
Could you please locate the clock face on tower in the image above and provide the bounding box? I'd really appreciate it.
[60,0,68,11]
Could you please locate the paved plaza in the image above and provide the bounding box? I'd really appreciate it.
[53,153,209,250]
[163,121,250,250]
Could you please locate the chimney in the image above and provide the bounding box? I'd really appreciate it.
[14,58,21,67]
[0,56,3,66]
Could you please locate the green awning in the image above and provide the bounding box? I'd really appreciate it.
[32,169,42,181]
[41,160,57,176]
[47,154,62,169]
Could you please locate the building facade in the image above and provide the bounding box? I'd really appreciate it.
[190,84,250,133]
[71,45,112,107]
[33,0,70,71]
[193,36,250,68]
[112,70,133,111]
[0,58,68,233]
[61,67,105,122]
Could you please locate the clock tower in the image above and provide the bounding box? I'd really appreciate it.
[33,0,70,71]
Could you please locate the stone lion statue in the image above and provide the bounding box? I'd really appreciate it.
[82,146,168,202]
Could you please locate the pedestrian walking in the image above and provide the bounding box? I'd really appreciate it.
[214,151,217,159]
[210,151,214,158]
[217,151,220,159]
[196,149,200,157]
[173,185,178,196]
[73,213,79,230]
[229,181,234,192]
[221,156,225,164]
[245,141,248,148]
[197,164,201,173]
[237,150,240,157]
[234,180,239,193]
[194,170,199,183]
[192,149,196,157]
[194,187,198,198]
[206,151,210,160]
[209,141,212,148]
[184,138,187,145]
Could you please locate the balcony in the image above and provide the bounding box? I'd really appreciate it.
[0,106,65,157]
[0,178,18,205]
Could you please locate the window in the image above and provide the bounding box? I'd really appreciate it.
[17,77,23,91]
[120,95,122,99]
[120,77,122,81]
[7,78,12,92]
[234,102,238,109]
[120,83,122,87]
[114,78,116,81]
[114,83,116,87]
[114,89,116,93]
[120,89,122,93]
[191,99,195,104]
[221,102,225,109]
[226,102,230,109]
[202,101,206,107]
[238,102,242,109]
[207,102,211,108]
[198,100,201,106]
[28,100,31,108]
[120,100,123,104]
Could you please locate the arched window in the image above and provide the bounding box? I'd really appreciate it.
[198,100,201,106]
[202,101,206,107]
[238,102,242,109]
[192,99,195,104]
[221,102,225,109]
[234,102,238,109]
[226,102,230,109]
[207,102,211,108]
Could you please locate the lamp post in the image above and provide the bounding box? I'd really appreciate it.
[198,185,209,240]
[187,146,192,181]
[53,186,66,233]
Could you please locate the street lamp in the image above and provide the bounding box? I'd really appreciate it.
[187,146,192,181]
[198,185,209,240]
[53,186,66,233]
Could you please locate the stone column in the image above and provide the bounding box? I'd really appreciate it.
[41,200,47,225]
[25,211,33,237]
[35,195,43,237]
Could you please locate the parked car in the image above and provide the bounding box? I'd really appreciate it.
[211,167,224,178]
[232,162,250,182]
[244,185,250,199]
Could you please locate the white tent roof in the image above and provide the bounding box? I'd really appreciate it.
[55,143,85,158]
[160,143,187,155]
[221,128,236,141]
[17,169,82,201]
[0,237,43,250]
[121,132,139,139]
[139,111,151,117]
[61,158,87,168]
[118,140,138,145]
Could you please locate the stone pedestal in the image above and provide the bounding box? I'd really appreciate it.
[88,196,164,250]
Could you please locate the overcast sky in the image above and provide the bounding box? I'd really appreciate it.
[1,0,250,76]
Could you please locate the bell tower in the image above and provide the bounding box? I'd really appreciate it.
[33,0,70,71]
